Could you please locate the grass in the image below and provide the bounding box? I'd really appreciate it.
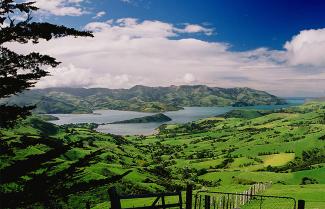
[190,159,224,169]
[262,153,295,167]
[263,184,325,209]
[1,102,325,208]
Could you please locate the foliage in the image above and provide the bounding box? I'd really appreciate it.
[300,177,319,185]
[0,0,93,127]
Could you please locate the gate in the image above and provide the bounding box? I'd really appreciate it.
[194,191,300,209]
[107,185,306,209]
[108,187,184,209]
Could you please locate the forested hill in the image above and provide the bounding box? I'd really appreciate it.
[3,85,286,114]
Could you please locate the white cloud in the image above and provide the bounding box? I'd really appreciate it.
[36,64,139,89]
[84,19,215,38]
[31,0,87,16]
[85,18,178,38]
[284,28,325,67]
[5,19,325,96]
[181,24,214,35]
[93,11,106,19]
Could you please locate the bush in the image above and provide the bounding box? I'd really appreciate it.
[300,177,319,185]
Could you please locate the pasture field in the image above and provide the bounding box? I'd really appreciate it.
[1,102,324,208]
[263,184,325,209]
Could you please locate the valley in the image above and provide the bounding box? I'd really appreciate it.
[1,101,324,209]
[1,1,324,208]
[50,100,302,135]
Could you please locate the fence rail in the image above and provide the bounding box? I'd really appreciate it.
[194,192,297,209]
[194,182,272,209]
[108,187,184,209]
[107,184,306,209]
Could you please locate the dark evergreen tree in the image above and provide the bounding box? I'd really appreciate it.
[0,0,93,127]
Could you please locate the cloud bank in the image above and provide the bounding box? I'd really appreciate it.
[6,18,325,96]
[31,0,88,16]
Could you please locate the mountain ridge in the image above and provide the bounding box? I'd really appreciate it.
[2,85,287,114]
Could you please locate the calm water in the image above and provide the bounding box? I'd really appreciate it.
[50,98,305,136]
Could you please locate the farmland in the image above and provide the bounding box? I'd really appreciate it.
[0,102,324,208]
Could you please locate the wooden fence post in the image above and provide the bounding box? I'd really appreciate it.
[298,200,305,209]
[85,201,90,209]
[234,192,238,208]
[186,185,193,209]
[108,187,121,209]
[178,190,183,209]
[161,195,166,208]
[222,195,225,209]
[205,195,210,209]
[249,187,252,200]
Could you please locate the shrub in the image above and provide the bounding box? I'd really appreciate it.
[300,177,319,185]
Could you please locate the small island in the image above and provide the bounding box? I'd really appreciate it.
[38,114,60,121]
[111,113,172,124]
[220,109,271,119]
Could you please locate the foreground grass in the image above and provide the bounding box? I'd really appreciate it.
[263,184,325,209]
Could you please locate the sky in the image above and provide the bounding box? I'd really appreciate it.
[6,0,325,96]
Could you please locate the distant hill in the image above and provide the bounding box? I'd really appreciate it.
[111,113,172,124]
[305,97,325,102]
[2,85,286,113]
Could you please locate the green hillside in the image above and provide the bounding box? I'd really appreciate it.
[1,85,286,113]
[0,102,324,209]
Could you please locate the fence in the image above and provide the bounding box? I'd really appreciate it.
[107,184,306,209]
[108,187,186,209]
[194,192,298,209]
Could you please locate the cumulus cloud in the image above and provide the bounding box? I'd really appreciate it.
[31,0,88,16]
[36,64,141,89]
[5,19,325,96]
[84,19,215,38]
[84,18,176,38]
[284,28,325,67]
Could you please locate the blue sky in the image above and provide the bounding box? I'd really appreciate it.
[8,0,325,96]
[47,0,325,51]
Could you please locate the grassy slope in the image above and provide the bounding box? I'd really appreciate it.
[0,102,324,209]
[130,102,325,208]
[0,118,165,208]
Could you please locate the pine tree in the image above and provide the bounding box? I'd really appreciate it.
[0,0,93,127]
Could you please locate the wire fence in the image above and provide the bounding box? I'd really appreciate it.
[106,184,309,209]
[193,182,297,209]
[194,192,296,209]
